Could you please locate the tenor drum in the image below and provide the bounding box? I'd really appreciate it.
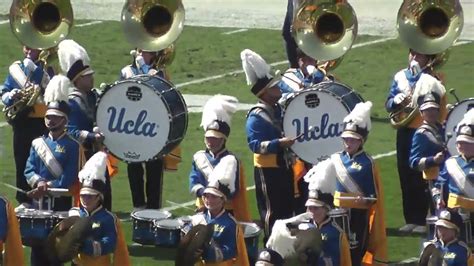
[131,209,172,245]
[239,222,262,265]
[154,219,183,247]
[16,209,55,246]
[283,82,364,163]
[445,98,474,155]
[96,75,188,163]
[329,208,351,241]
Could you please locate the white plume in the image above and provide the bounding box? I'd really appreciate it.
[457,109,474,130]
[207,155,237,194]
[78,151,107,186]
[240,49,272,85]
[266,218,299,258]
[43,75,72,104]
[412,74,446,107]
[200,94,239,130]
[303,158,336,195]
[58,39,91,74]
[343,101,373,132]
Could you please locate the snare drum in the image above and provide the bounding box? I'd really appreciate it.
[328,208,351,241]
[154,219,183,247]
[239,222,262,265]
[445,98,474,156]
[53,211,70,225]
[97,75,188,163]
[131,209,172,245]
[16,209,55,246]
[283,82,363,163]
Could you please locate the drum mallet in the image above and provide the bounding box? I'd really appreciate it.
[449,88,460,103]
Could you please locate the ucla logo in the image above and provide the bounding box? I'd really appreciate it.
[351,162,362,170]
[107,107,158,137]
[55,145,66,153]
[292,114,343,142]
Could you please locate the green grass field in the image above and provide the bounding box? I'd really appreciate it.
[0,20,473,265]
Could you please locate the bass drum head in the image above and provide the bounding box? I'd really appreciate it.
[445,98,474,156]
[96,78,171,163]
[283,82,363,164]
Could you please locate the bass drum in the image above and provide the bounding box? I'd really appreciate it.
[283,82,363,164]
[96,75,188,163]
[445,98,474,156]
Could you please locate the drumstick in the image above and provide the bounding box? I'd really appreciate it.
[336,196,377,202]
[292,126,314,141]
[1,182,28,194]
[166,200,194,211]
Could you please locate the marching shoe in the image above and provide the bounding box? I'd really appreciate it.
[412,225,427,234]
[398,223,417,232]
[14,202,32,213]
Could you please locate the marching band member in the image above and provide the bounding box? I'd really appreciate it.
[304,159,352,265]
[435,109,474,211]
[242,49,295,244]
[0,195,24,266]
[74,151,130,266]
[189,94,251,222]
[55,39,113,210]
[282,0,300,68]
[188,171,249,266]
[2,46,52,210]
[332,101,388,265]
[420,209,473,266]
[119,48,176,210]
[24,99,81,265]
[385,49,447,233]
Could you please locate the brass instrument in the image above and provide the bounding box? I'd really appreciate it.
[155,43,176,69]
[390,0,463,128]
[121,0,185,52]
[5,0,73,122]
[292,0,358,62]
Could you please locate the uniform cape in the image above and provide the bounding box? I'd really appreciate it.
[195,224,249,266]
[334,164,388,265]
[76,215,130,266]
[1,199,24,266]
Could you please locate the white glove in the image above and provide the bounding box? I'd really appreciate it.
[306,65,317,75]
[409,59,422,76]
[135,55,146,69]
[393,93,407,105]
[23,58,37,72]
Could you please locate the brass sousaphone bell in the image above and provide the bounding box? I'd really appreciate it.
[121,0,185,52]
[390,0,464,128]
[292,0,358,65]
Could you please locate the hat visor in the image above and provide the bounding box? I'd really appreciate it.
[341,131,363,140]
[80,187,101,195]
[255,76,281,97]
[81,68,94,76]
[435,219,458,231]
[45,109,67,117]
[203,187,225,199]
[204,130,227,139]
[419,102,440,111]
[456,135,474,144]
[305,198,327,208]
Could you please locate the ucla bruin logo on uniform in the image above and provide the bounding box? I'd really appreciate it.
[107,107,158,137]
[292,114,344,143]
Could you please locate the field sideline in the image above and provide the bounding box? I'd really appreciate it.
[0,19,473,265]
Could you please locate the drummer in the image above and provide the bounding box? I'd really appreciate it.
[189,95,251,222]
[420,209,473,265]
[434,109,474,211]
[0,195,24,266]
[23,99,81,265]
[331,101,387,265]
[188,176,249,265]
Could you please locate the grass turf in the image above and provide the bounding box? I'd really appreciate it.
[0,20,473,264]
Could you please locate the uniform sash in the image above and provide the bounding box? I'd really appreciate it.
[32,137,63,179]
[446,158,474,198]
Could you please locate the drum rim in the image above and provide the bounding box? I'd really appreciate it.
[238,222,262,237]
[328,208,348,215]
[96,75,188,163]
[444,98,474,155]
[154,219,182,230]
[131,209,172,221]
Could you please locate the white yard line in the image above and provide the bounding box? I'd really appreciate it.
[76,21,103,28]
[222,29,248,35]
[160,149,397,212]
[0,122,7,128]
[0,20,8,25]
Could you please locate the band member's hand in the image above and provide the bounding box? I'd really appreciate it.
[94,133,105,143]
[37,181,49,192]
[279,137,295,148]
[393,93,407,105]
[135,54,146,69]
[9,89,22,101]
[433,152,444,164]
[437,199,446,210]
[23,58,38,72]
